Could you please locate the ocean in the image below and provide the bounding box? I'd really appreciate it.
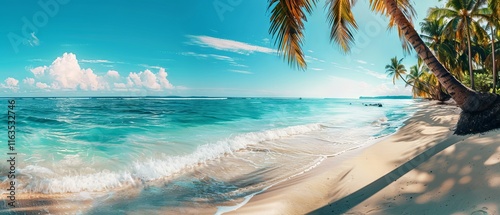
[0,97,419,214]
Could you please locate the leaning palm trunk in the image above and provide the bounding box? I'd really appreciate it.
[384,0,500,134]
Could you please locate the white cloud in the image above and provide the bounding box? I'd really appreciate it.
[357,66,387,79]
[28,32,39,46]
[30,66,47,76]
[181,52,209,58]
[365,70,387,79]
[81,59,113,63]
[356,60,368,64]
[126,68,173,91]
[305,55,326,63]
[20,53,175,93]
[23,78,35,85]
[139,64,164,70]
[188,35,276,55]
[308,50,314,53]
[106,70,120,79]
[1,78,19,90]
[311,68,324,71]
[28,59,45,62]
[182,52,248,67]
[34,53,104,90]
[157,68,174,89]
[229,70,253,74]
[36,82,50,89]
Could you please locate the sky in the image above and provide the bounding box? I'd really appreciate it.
[0,0,443,98]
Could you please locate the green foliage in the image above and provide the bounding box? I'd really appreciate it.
[463,72,495,92]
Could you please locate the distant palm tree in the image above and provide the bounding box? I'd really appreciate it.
[429,0,490,90]
[385,56,408,85]
[267,0,500,134]
[406,58,451,101]
[407,64,432,98]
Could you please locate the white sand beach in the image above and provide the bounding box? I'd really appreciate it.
[230,102,500,215]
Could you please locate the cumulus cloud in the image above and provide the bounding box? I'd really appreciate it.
[106,70,120,79]
[126,68,173,91]
[1,78,20,90]
[30,66,47,76]
[28,53,106,91]
[20,53,175,93]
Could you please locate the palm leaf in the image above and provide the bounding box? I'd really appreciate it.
[268,0,318,69]
[325,0,358,52]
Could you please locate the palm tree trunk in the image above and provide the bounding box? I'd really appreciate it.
[384,0,500,135]
[382,0,474,107]
[465,18,475,90]
[491,24,497,93]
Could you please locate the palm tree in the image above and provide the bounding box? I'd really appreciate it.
[419,18,450,98]
[407,64,433,98]
[478,0,500,92]
[429,0,490,90]
[420,23,466,82]
[267,0,500,134]
[385,56,408,85]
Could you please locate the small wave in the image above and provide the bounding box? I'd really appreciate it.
[24,116,68,125]
[371,117,390,127]
[16,123,323,194]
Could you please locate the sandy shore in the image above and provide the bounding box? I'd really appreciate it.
[230,102,500,215]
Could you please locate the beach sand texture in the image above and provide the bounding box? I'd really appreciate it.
[232,103,500,215]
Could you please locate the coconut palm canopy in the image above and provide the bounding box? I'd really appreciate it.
[268,0,417,69]
[267,0,500,134]
[385,56,407,84]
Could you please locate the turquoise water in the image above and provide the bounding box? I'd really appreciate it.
[0,97,419,213]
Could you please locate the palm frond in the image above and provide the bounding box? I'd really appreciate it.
[268,0,318,69]
[325,0,358,52]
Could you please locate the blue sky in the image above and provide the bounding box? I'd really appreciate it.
[0,0,442,98]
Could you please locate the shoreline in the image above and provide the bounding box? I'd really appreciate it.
[229,101,499,214]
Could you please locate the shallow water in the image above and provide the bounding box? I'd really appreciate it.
[0,97,419,213]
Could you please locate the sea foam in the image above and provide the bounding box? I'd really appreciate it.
[17,123,323,194]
